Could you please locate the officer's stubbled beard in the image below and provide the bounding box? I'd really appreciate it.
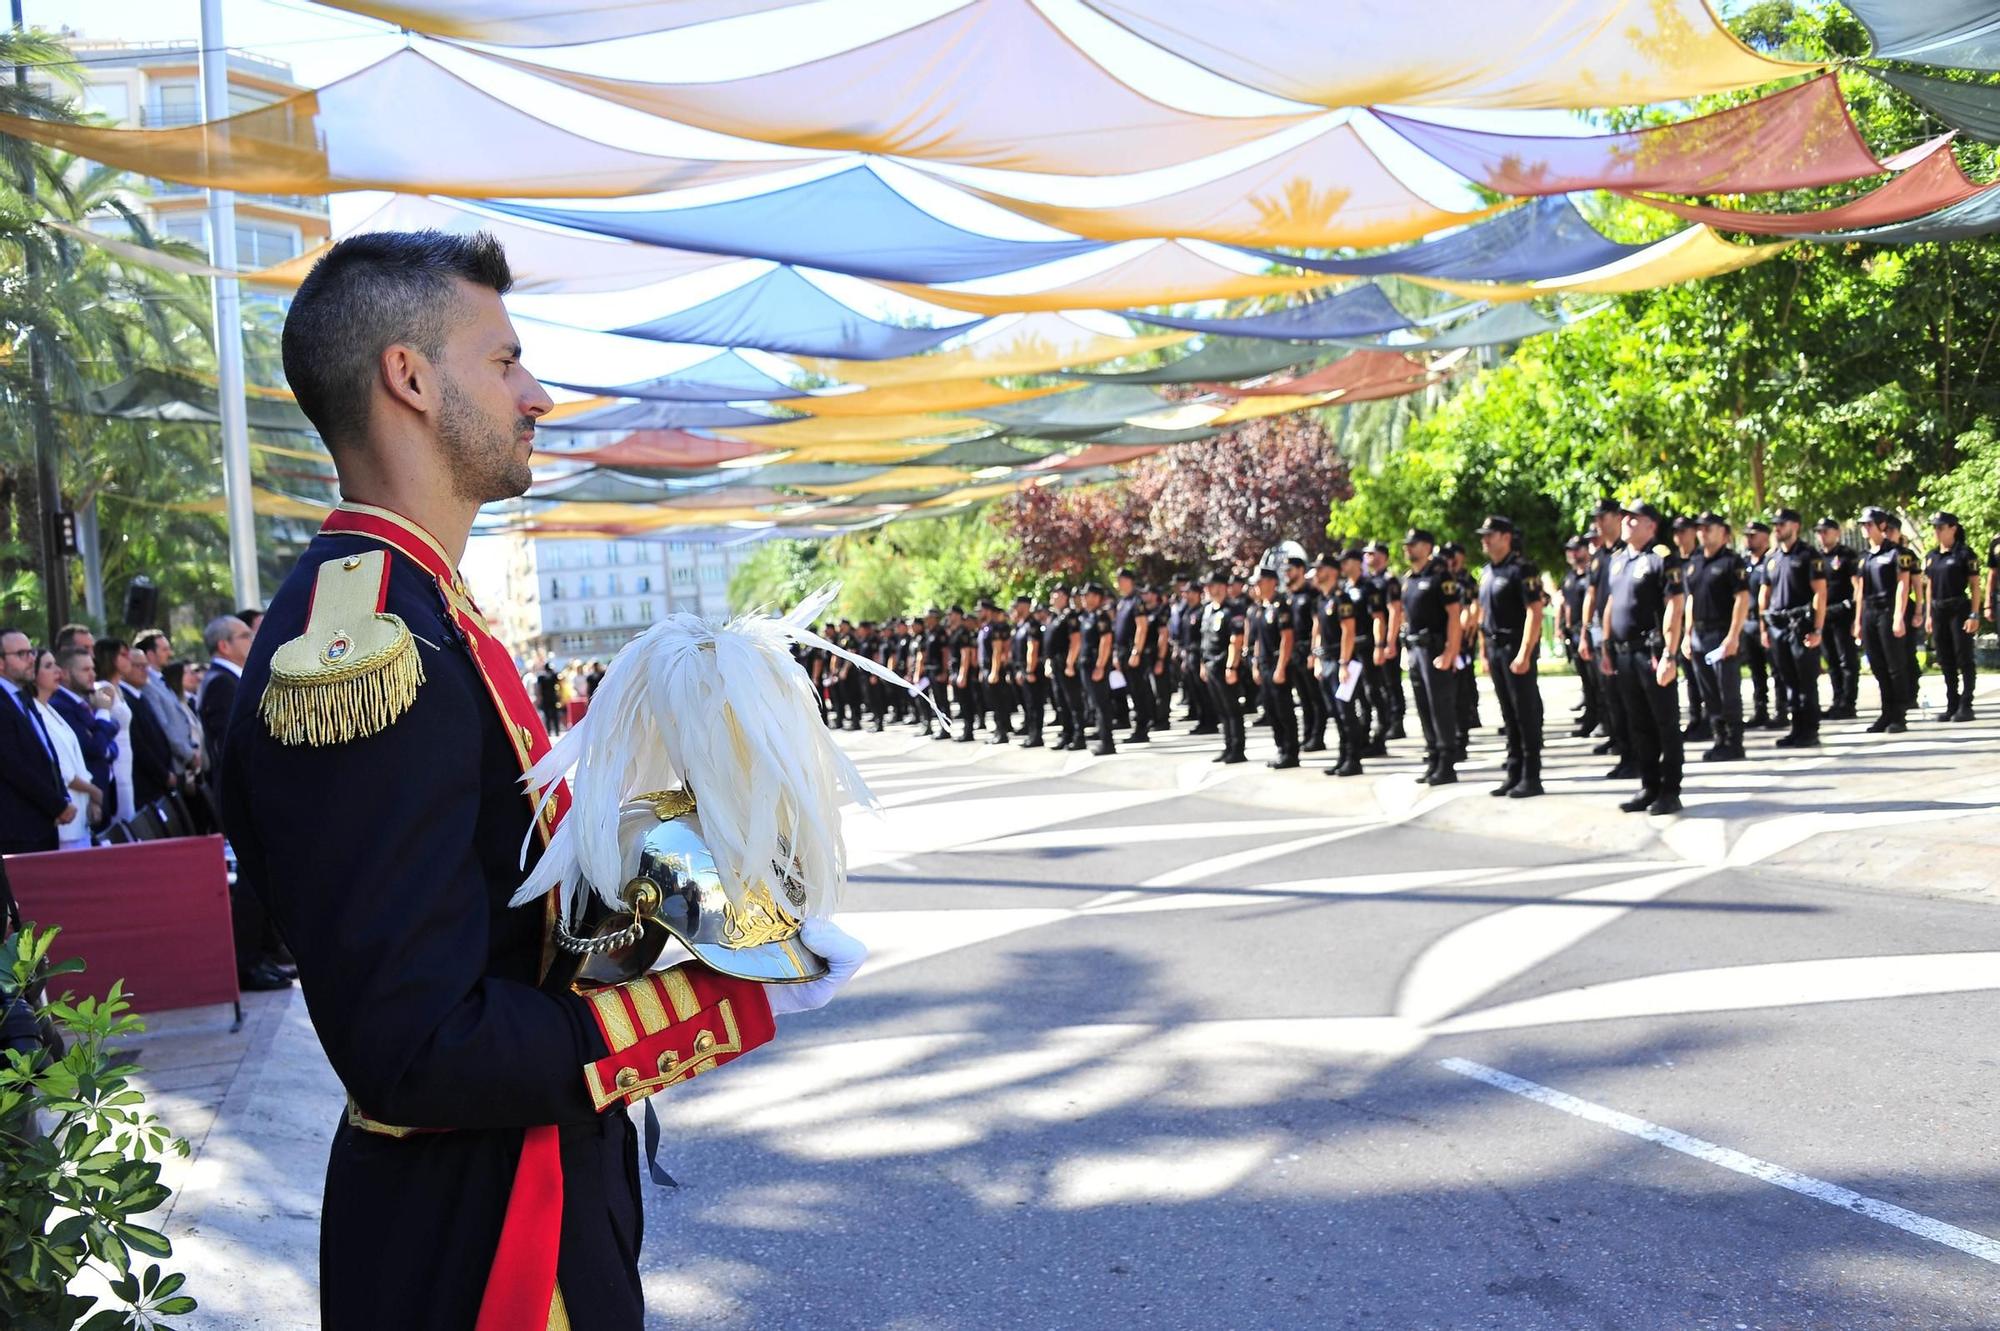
[438,363,538,504]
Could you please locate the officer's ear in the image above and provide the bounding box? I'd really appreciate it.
[378,340,438,424]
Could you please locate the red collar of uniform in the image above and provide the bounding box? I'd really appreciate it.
[322,502,461,588]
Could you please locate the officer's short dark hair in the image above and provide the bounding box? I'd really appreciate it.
[283,229,515,450]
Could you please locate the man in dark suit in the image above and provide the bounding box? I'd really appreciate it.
[48,644,118,820]
[110,639,175,812]
[197,614,253,780]
[0,629,70,856]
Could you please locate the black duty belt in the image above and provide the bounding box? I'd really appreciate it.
[1766,606,1814,625]
[1933,596,1972,612]
[1863,594,1897,606]
[1694,619,1733,633]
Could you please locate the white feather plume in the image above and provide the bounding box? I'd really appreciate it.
[513,584,927,926]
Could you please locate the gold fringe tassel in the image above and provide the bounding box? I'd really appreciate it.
[259,637,425,746]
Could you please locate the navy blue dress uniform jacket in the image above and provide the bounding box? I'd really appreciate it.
[220,531,644,1331]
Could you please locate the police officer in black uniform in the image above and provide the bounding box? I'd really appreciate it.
[1670,515,1707,742]
[1143,585,1174,732]
[1813,516,1861,719]
[1365,541,1407,741]
[1442,541,1482,737]
[1284,555,1327,752]
[1474,516,1546,799]
[1578,498,1632,771]
[1198,568,1247,764]
[946,606,978,742]
[1600,500,1685,815]
[1042,588,1082,750]
[1740,520,1782,730]
[1558,535,1600,739]
[1855,508,1913,733]
[1172,580,1215,733]
[1988,528,2000,645]
[1077,582,1117,755]
[1684,512,1749,762]
[1311,552,1364,777]
[980,600,1015,744]
[1247,566,1301,769]
[1759,507,1826,748]
[1923,512,1979,722]
[1400,528,1464,786]
[1111,569,1150,743]
[1343,547,1388,759]
[916,608,950,739]
[1018,598,1049,748]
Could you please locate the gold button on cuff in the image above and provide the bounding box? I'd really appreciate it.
[656,1050,680,1077]
[614,1066,640,1092]
[693,1030,717,1055]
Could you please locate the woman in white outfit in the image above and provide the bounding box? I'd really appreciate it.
[30,648,102,846]
[94,640,135,827]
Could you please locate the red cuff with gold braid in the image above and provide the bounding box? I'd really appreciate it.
[580,964,774,1110]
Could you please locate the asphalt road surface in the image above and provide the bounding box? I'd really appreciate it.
[636,746,2000,1330]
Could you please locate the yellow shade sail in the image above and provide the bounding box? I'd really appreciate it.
[519,501,776,528]
[939,124,1510,249]
[472,0,1312,176]
[1210,392,1342,424]
[756,440,960,465]
[913,478,1040,508]
[306,0,808,45]
[1410,225,1794,302]
[873,243,1332,316]
[715,414,975,446]
[153,487,331,519]
[0,49,817,198]
[776,379,1080,418]
[1082,0,1816,110]
[795,466,974,496]
[794,316,1191,388]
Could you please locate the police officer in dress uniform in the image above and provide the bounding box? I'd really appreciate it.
[1670,515,1708,742]
[1400,529,1464,786]
[1559,535,1601,739]
[1923,512,1980,722]
[1284,556,1327,752]
[220,231,852,1331]
[1311,552,1364,777]
[1199,568,1248,764]
[1740,521,1781,731]
[1600,500,1686,815]
[1365,542,1408,741]
[1578,498,1632,770]
[1111,569,1150,742]
[1759,508,1826,748]
[1077,582,1117,755]
[1814,517,1862,719]
[1683,513,1750,762]
[1044,587,1083,751]
[1247,566,1301,769]
[1474,516,1546,799]
[1855,508,1913,733]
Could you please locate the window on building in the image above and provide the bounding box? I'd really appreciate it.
[579,575,595,597]
[592,544,607,567]
[583,606,597,627]
[234,221,300,267]
[611,602,626,625]
[548,578,561,599]
[83,82,131,122]
[670,542,690,554]
[636,575,651,593]
[150,82,199,126]
[672,567,692,586]
[608,572,622,595]
[157,213,207,250]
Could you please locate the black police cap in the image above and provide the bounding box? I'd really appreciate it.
[1341,547,1365,563]
[1812,515,1840,532]
[1744,520,1772,534]
[1563,534,1586,550]
[1285,554,1307,568]
[1671,515,1697,533]
[1080,582,1106,596]
[1314,552,1341,571]
[1440,540,1465,557]
[1769,506,1803,526]
[1254,565,1280,581]
[1621,500,1666,526]
[1930,510,1961,528]
[1590,496,1623,517]
[1362,539,1388,555]
[1695,510,1731,528]
[1116,567,1138,581]
[1474,514,1515,536]
[1204,567,1230,584]
[925,606,944,616]
[1402,527,1436,547]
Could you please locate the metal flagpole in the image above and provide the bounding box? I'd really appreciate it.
[12,0,68,641]
[199,0,262,611]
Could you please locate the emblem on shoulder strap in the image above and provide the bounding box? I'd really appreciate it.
[259,548,426,746]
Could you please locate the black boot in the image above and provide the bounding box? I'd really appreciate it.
[1491,760,1520,798]
[1618,789,1658,813]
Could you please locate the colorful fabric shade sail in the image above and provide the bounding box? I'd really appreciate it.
[1797,181,2000,243]
[795,315,1190,387]
[1126,283,1414,341]
[1067,338,1325,384]
[1244,196,1645,284]
[970,384,1176,432]
[1366,302,1567,351]
[529,431,767,470]
[1409,225,1792,301]
[542,351,800,403]
[1080,0,1813,110]
[1843,1,2000,71]
[81,368,315,433]
[610,267,982,359]
[793,467,975,497]
[1204,349,1429,398]
[775,380,1080,418]
[307,0,809,45]
[714,413,983,447]
[471,0,1311,177]
[1625,140,1991,235]
[0,49,817,198]
[872,243,1332,315]
[940,123,1507,249]
[1874,69,2000,145]
[1377,75,1882,198]
[536,400,781,431]
[485,167,1109,283]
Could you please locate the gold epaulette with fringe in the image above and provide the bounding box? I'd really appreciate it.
[260,549,425,746]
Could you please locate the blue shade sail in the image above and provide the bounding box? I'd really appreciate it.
[1124,283,1413,341]
[543,350,799,402]
[1240,196,1645,282]
[1796,179,2000,243]
[969,383,1173,431]
[1873,68,2000,144]
[486,166,1109,282]
[1331,302,1566,351]
[1844,1,2000,70]
[539,400,782,430]
[610,267,983,359]
[1067,338,1327,384]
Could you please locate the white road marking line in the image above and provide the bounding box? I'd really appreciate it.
[1439,1058,2000,1267]
[961,816,1365,852]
